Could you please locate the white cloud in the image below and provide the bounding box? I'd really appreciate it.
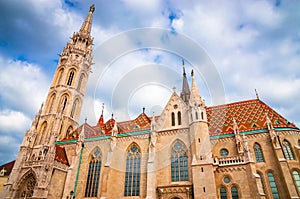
[0,56,49,114]
[0,110,31,133]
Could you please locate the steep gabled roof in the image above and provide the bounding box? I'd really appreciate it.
[55,145,69,166]
[0,160,15,176]
[207,99,297,136]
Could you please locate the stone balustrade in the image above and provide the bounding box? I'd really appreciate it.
[214,155,245,166]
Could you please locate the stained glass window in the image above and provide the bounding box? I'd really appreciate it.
[85,148,102,197]
[231,186,239,199]
[171,140,188,182]
[268,172,280,199]
[293,170,300,192]
[220,187,227,199]
[282,140,294,160]
[124,144,141,196]
[220,149,229,157]
[254,143,264,162]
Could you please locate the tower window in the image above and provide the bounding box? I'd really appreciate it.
[292,170,300,192]
[57,68,64,85]
[220,149,229,157]
[124,144,141,196]
[177,111,182,125]
[62,97,67,110]
[254,143,264,162]
[195,111,198,120]
[77,73,85,91]
[282,140,294,160]
[67,71,75,86]
[71,100,79,118]
[171,112,175,126]
[231,186,239,199]
[267,172,279,199]
[48,94,56,113]
[201,112,204,120]
[85,148,102,197]
[171,140,188,182]
[220,187,227,199]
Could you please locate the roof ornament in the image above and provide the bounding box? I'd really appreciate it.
[112,120,118,137]
[143,107,145,114]
[84,117,87,123]
[182,59,186,75]
[172,86,176,93]
[191,69,194,78]
[89,4,95,13]
[255,89,259,100]
[101,103,104,115]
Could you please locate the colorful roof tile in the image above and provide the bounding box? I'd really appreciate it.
[61,99,298,141]
[0,160,15,176]
[207,99,297,136]
[55,145,69,166]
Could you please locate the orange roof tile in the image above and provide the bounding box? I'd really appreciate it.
[207,99,297,136]
[55,145,69,166]
[0,160,15,176]
[61,99,297,141]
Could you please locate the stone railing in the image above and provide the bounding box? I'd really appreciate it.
[214,155,245,166]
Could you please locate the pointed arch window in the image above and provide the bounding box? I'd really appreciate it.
[293,170,300,192]
[177,111,182,125]
[85,148,102,197]
[57,68,64,85]
[282,140,294,160]
[60,96,68,111]
[171,112,175,126]
[257,172,265,194]
[48,94,56,113]
[124,144,141,196]
[171,140,188,182]
[67,71,75,86]
[77,73,85,91]
[220,187,227,199]
[71,100,79,118]
[38,122,47,145]
[254,143,264,162]
[201,112,204,120]
[231,186,239,199]
[267,172,279,199]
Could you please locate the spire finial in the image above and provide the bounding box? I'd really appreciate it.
[111,113,114,119]
[191,69,194,78]
[172,86,176,93]
[142,107,145,113]
[79,4,95,35]
[101,103,104,115]
[182,59,186,75]
[255,89,259,100]
[85,117,87,123]
[89,4,95,13]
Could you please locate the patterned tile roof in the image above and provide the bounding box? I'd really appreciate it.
[207,99,297,136]
[55,145,69,166]
[61,99,297,141]
[0,160,15,176]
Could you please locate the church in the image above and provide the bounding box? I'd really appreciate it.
[1,5,300,199]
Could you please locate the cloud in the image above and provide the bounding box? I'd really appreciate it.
[0,110,31,133]
[0,55,49,114]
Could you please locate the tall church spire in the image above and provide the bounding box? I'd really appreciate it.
[180,60,190,103]
[190,69,204,106]
[79,4,95,36]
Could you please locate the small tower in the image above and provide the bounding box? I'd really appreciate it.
[188,70,217,198]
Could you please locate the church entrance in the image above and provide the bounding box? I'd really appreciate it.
[17,173,36,199]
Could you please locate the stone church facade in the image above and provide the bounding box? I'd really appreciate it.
[1,5,300,199]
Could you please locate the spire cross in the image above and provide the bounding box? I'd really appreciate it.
[101,103,104,115]
[172,86,176,92]
[85,118,87,123]
[255,89,259,99]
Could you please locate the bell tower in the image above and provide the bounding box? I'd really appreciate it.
[1,5,95,199]
[35,4,95,145]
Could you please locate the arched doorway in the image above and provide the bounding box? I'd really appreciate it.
[17,173,37,198]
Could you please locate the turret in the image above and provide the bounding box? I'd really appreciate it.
[180,60,190,104]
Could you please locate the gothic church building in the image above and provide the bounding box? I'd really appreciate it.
[1,5,300,199]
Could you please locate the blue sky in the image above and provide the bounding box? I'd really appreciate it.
[0,0,300,165]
